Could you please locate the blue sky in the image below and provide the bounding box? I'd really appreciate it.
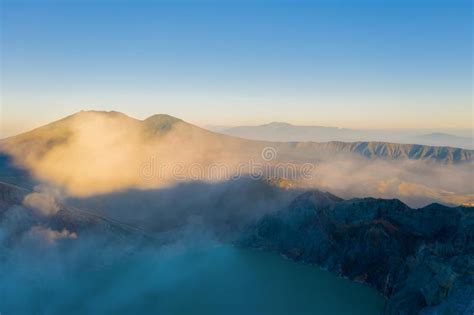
[1,0,472,135]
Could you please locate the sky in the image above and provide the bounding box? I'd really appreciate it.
[0,0,472,136]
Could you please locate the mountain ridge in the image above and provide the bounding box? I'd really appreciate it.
[218,121,473,149]
[1,110,470,164]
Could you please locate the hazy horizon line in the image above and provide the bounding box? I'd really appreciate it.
[1,109,473,140]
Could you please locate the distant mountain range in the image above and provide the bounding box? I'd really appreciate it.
[211,122,473,149]
[1,111,472,165]
[0,111,472,207]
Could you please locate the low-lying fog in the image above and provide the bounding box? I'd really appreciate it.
[0,188,385,315]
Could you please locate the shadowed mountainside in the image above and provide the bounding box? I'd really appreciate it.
[239,190,474,315]
[67,178,304,239]
[0,181,151,246]
[2,174,473,314]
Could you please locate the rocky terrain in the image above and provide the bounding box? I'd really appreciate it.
[275,141,473,164]
[239,190,474,314]
[2,169,473,314]
[0,181,151,248]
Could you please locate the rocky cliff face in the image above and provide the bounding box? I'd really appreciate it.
[239,191,474,314]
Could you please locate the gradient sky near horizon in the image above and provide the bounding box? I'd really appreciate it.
[1,0,472,136]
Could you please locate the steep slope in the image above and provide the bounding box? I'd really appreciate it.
[240,191,474,314]
[0,181,150,245]
[276,141,472,164]
[0,111,251,196]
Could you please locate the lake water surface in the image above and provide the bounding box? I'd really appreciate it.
[2,245,385,315]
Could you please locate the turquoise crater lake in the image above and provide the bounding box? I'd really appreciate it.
[3,245,385,314]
